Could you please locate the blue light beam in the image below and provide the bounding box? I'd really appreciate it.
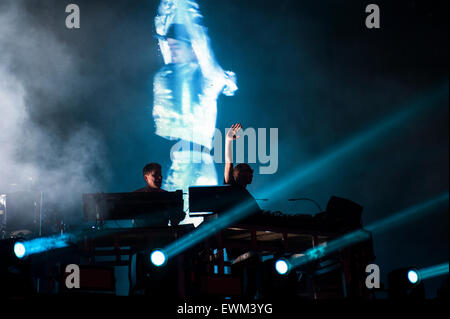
[287,193,448,270]
[15,234,73,258]
[419,262,449,281]
[161,84,448,261]
[260,83,448,203]
[164,197,258,259]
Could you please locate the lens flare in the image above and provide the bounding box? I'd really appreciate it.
[13,242,26,259]
[407,270,419,284]
[151,249,167,267]
[275,259,290,275]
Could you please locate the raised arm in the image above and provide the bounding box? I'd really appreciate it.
[224,123,242,184]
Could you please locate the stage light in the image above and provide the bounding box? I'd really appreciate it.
[150,249,167,267]
[407,269,420,284]
[388,267,425,299]
[0,238,34,297]
[275,258,291,275]
[13,242,26,259]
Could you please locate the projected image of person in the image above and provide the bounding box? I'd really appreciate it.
[153,0,237,225]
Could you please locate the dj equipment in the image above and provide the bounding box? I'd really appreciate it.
[0,191,42,237]
[188,185,261,217]
[82,191,184,226]
[15,190,372,299]
[189,185,242,214]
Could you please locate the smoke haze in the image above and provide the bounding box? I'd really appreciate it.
[0,0,109,221]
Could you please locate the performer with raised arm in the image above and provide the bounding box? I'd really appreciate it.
[223,123,262,295]
[224,123,254,189]
[224,123,261,214]
[152,0,237,226]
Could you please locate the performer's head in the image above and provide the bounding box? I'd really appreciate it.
[165,23,196,64]
[143,162,163,189]
[233,163,254,188]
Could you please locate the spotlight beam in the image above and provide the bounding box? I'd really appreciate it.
[165,197,258,259]
[261,83,448,203]
[16,234,74,258]
[419,262,449,281]
[161,84,448,260]
[364,193,449,233]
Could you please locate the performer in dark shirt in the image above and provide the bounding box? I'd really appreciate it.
[224,123,261,216]
[223,124,263,293]
[224,124,253,188]
[133,162,170,228]
[133,162,167,193]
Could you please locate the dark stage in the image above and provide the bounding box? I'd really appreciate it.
[0,0,448,313]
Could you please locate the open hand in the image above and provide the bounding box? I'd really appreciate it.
[226,123,242,141]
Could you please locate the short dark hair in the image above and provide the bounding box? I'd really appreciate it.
[143,163,162,176]
[233,163,253,174]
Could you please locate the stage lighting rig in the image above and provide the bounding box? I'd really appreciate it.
[0,237,28,262]
[388,267,425,299]
[275,258,291,276]
[150,249,167,267]
[407,269,420,284]
[13,241,26,259]
[0,238,34,297]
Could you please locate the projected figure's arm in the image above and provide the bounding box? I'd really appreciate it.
[184,12,237,96]
[155,0,237,96]
[224,123,242,184]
